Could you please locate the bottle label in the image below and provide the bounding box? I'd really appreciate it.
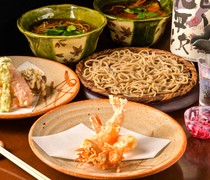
[170,0,210,61]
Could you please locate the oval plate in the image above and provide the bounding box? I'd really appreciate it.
[29,99,187,179]
[0,56,80,119]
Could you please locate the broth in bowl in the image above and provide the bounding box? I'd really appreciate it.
[102,0,168,19]
[30,18,94,36]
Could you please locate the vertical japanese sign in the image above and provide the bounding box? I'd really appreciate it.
[170,0,210,62]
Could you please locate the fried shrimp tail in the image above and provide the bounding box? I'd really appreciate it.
[90,114,102,133]
[75,95,137,171]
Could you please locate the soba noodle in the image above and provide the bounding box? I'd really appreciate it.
[82,49,190,97]
[31,19,92,35]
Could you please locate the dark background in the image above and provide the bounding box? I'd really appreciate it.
[0,0,170,58]
[0,1,96,56]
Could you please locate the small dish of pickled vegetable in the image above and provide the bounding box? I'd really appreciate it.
[184,106,210,139]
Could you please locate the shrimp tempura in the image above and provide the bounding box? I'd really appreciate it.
[75,95,137,171]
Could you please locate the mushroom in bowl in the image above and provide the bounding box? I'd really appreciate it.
[93,0,173,47]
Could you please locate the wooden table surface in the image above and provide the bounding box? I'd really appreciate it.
[1,4,210,179]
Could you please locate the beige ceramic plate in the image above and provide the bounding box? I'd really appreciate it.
[29,99,187,179]
[0,56,80,119]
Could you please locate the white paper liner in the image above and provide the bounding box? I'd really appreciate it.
[32,123,171,161]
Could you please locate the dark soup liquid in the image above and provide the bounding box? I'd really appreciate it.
[30,18,94,36]
[102,0,167,19]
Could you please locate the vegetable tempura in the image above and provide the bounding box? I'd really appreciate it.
[0,57,46,112]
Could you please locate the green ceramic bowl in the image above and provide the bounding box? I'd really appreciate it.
[17,4,107,64]
[93,0,172,47]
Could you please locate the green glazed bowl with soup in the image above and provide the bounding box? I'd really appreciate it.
[17,4,107,64]
[93,0,172,47]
